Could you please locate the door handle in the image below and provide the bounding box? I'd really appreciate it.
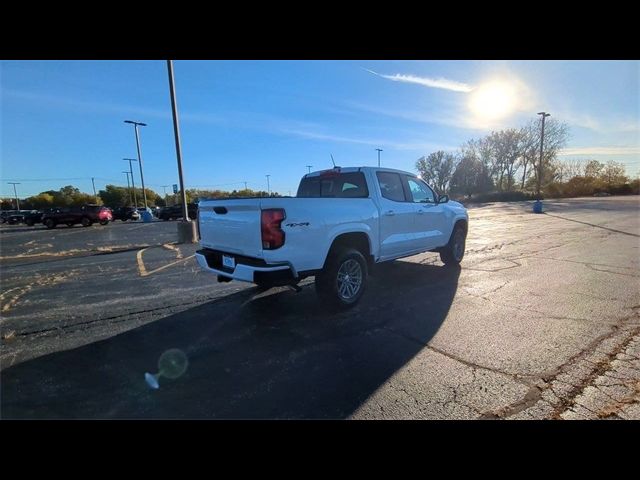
[384,210,395,216]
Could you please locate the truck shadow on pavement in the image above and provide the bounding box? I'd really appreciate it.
[1,260,460,419]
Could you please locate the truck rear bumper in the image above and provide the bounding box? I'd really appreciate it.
[195,249,293,284]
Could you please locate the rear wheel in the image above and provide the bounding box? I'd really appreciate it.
[81,217,92,227]
[26,219,34,226]
[440,223,466,265]
[315,248,368,310]
[45,218,56,229]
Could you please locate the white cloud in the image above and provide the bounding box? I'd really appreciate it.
[559,146,640,156]
[364,69,473,93]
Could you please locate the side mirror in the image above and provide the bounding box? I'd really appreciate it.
[438,194,449,204]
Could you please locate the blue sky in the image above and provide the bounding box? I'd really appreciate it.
[1,60,638,197]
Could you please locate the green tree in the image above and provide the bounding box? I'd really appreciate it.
[416,151,457,194]
[99,185,130,207]
[26,193,55,209]
[450,155,493,198]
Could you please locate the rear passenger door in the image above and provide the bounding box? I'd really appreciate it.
[375,171,418,260]
[403,176,448,250]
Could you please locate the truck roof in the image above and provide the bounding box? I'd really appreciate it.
[303,166,418,179]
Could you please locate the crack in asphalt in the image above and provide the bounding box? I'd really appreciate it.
[491,322,640,420]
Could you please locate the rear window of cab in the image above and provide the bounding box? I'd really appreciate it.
[297,172,369,198]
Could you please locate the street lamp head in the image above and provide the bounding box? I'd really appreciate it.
[123,157,138,162]
[537,112,551,117]
[124,120,147,127]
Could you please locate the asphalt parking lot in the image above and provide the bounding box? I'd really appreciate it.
[1,197,639,419]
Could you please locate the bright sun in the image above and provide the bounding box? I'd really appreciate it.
[469,81,517,120]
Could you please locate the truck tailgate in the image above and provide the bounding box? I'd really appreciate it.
[198,200,264,258]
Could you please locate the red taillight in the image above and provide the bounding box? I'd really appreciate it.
[261,208,286,250]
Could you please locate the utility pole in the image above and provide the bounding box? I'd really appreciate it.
[123,158,138,207]
[537,112,551,199]
[160,185,169,202]
[123,171,133,205]
[167,60,197,243]
[306,165,313,174]
[91,177,97,199]
[375,148,383,167]
[124,120,148,209]
[8,182,20,210]
[266,175,271,196]
[243,181,248,190]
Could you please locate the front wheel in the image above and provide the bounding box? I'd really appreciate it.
[440,223,466,265]
[81,217,92,227]
[315,248,368,310]
[26,219,34,226]
[45,219,56,229]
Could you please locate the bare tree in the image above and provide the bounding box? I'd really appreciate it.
[530,118,570,188]
[602,160,628,185]
[519,121,540,189]
[584,159,605,178]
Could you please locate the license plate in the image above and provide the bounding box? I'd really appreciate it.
[222,254,235,269]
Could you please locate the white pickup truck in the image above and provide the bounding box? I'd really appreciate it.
[196,166,468,309]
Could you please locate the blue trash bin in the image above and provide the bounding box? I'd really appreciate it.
[533,200,543,214]
[141,210,153,223]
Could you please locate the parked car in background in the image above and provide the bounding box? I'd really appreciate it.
[42,205,113,229]
[111,206,140,222]
[24,209,52,226]
[1,210,25,224]
[158,203,198,221]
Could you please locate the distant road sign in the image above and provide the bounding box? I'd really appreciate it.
[173,184,178,194]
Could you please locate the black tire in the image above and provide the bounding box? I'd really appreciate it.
[45,218,56,229]
[66,222,74,227]
[121,218,128,222]
[99,219,109,225]
[315,247,368,310]
[26,219,34,226]
[81,217,92,227]
[440,223,466,265]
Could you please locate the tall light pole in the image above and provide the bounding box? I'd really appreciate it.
[375,148,383,167]
[167,60,197,243]
[537,112,551,199]
[123,158,138,207]
[243,181,248,190]
[167,60,190,223]
[8,182,20,210]
[124,120,148,209]
[266,175,271,196]
[306,165,313,174]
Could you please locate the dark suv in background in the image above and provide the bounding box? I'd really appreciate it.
[111,206,140,222]
[158,203,198,221]
[42,205,113,229]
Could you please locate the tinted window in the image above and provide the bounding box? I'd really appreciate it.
[376,172,406,202]
[406,177,436,203]
[297,172,369,198]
